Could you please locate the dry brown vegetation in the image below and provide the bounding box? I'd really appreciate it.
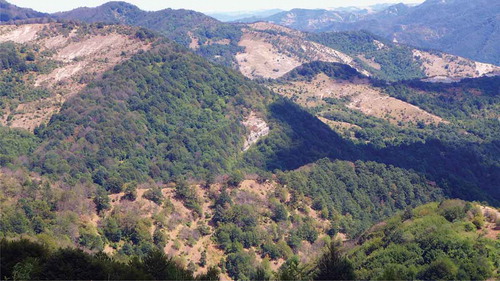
[479,206,500,240]
[98,178,337,276]
[271,73,446,126]
[232,22,498,82]
[235,23,368,79]
[413,49,500,80]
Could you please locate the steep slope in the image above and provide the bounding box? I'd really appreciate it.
[349,200,500,280]
[272,70,445,126]
[0,157,445,279]
[32,42,274,183]
[235,22,366,79]
[307,30,500,82]
[0,22,153,131]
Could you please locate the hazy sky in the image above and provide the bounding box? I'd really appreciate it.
[9,0,425,13]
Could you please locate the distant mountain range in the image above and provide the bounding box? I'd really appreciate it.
[231,4,396,25]
[2,0,498,65]
[236,0,500,65]
[2,0,497,76]
[207,9,284,22]
[1,1,500,280]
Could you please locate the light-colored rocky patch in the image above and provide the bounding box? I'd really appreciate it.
[479,206,500,240]
[413,49,500,79]
[373,40,385,50]
[475,62,499,76]
[54,33,129,62]
[242,111,270,151]
[272,73,446,125]
[0,23,153,131]
[188,31,200,50]
[239,179,275,201]
[346,84,445,125]
[0,24,45,43]
[420,76,463,83]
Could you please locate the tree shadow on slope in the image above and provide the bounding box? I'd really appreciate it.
[245,98,500,206]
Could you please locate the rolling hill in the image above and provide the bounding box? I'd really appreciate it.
[0,1,499,280]
[0,0,49,22]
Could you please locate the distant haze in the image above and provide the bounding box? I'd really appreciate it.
[8,0,425,13]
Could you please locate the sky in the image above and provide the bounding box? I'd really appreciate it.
[9,0,425,13]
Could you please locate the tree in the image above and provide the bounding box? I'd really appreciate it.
[144,188,164,205]
[103,217,122,243]
[314,242,355,281]
[105,177,124,194]
[94,186,110,214]
[199,250,207,267]
[277,256,314,281]
[227,170,244,187]
[122,183,137,201]
[140,250,193,280]
[272,202,289,222]
[198,267,220,281]
[417,258,458,281]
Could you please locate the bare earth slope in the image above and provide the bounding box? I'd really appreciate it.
[234,23,368,79]
[0,23,152,131]
[272,73,446,127]
[229,22,499,81]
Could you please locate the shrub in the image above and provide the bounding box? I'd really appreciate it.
[143,188,164,205]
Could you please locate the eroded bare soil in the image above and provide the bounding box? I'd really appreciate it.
[0,23,153,131]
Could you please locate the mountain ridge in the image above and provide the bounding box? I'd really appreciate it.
[241,0,500,65]
[0,2,499,280]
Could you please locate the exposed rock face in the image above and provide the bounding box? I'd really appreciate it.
[242,112,269,151]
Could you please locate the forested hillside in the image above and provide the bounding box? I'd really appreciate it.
[0,22,154,130]
[31,43,273,184]
[349,200,500,280]
[0,1,499,280]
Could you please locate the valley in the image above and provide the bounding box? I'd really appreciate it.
[0,0,499,280]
